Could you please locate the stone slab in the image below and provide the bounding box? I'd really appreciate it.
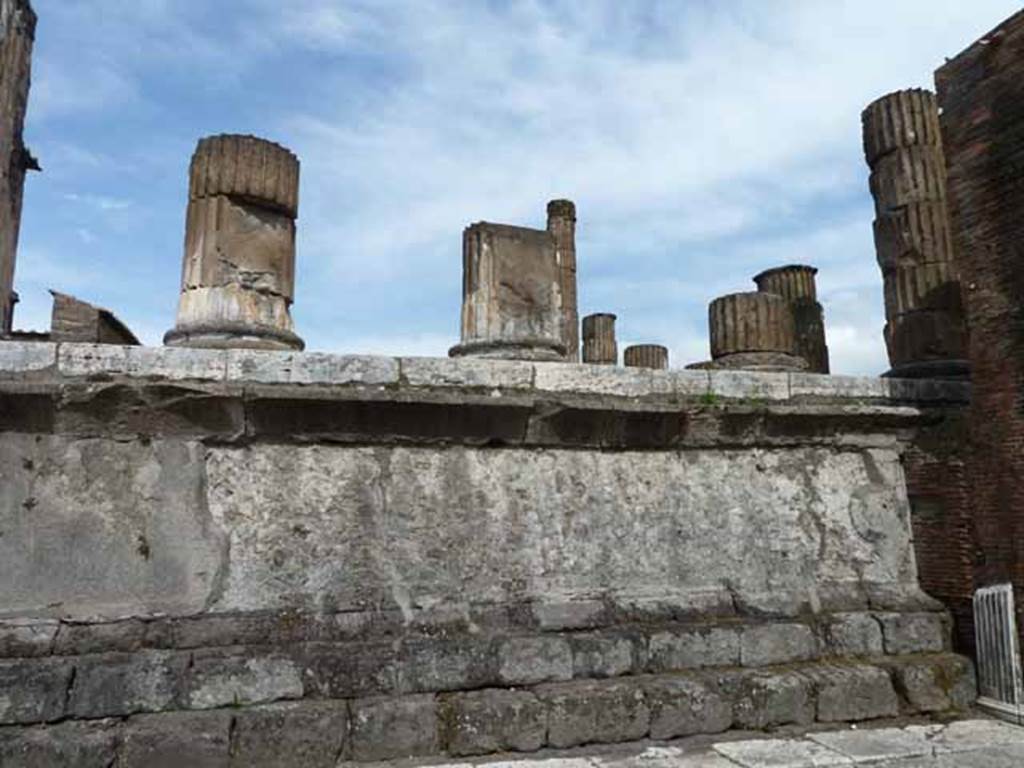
[227,350,398,386]
[714,737,852,766]
[58,344,227,381]
[708,370,790,400]
[401,357,534,390]
[809,725,943,762]
[790,374,887,400]
[0,341,56,375]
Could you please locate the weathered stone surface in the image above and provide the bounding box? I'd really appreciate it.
[0,435,226,620]
[624,345,668,370]
[227,350,398,386]
[805,664,899,722]
[862,88,943,166]
[0,658,71,724]
[570,633,637,678]
[886,655,975,713]
[451,221,566,361]
[648,627,740,671]
[0,340,55,375]
[877,612,948,655]
[644,677,731,740]
[187,650,303,709]
[753,265,830,375]
[498,637,573,685]
[810,725,941,763]
[69,651,187,718]
[715,738,851,767]
[534,361,676,397]
[204,444,915,618]
[400,356,533,390]
[710,292,797,358]
[869,145,947,213]
[548,199,579,362]
[349,694,439,762]
[540,680,649,749]
[58,343,227,381]
[697,351,808,373]
[0,720,119,768]
[120,710,231,768]
[720,669,815,729]
[582,313,617,365]
[824,613,883,657]
[707,370,789,400]
[231,701,347,768]
[167,135,303,352]
[0,620,57,657]
[442,689,547,756]
[740,624,818,667]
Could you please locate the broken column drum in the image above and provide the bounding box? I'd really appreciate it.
[547,199,579,361]
[862,89,967,378]
[754,265,830,374]
[450,220,567,361]
[707,291,806,372]
[582,313,617,365]
[164,135,304,350]
[0,0,37,337]
[624,344,668,370]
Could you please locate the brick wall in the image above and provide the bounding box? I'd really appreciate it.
[936,10,1024,636]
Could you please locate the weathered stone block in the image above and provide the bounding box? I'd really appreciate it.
[0,435,226,620]
[539,680,649,749]
[227,350,398,386]
[231,701,348,768]
[648,626,741,671]
[349,694,439,762]
[298,642,401,699]
[805,664,899,722]
[442,689,547,757]
[877,612,948,655]
[825,613,884,657]
[789,374,886,400]
[498,637,573,685]
[52,619,152,656]
[398,637,494,693]
[58,344,227,382]
[531,600,605,631]
[643,676,732,740]
[119,710,232,768]
[0,620,58,657]
[707,370,790,400]
[740,623,818,666]
[0,720,119,768]
[533,362,675,398]
[69,651,188,718]
[0,342,56,376]
[719,669,815,730]
[400,356,534,390]
[570,633,637,678]
[887,654,976,713]
[0,658,71,725]
[187,650,303,709]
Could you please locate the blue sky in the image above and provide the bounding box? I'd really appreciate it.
[13,0,1021,373]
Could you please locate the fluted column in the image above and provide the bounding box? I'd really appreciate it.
[164,134,304,350]
[699,292,806,372]
[862,89,967,378]
[624,344,668,370]
[753,265,830,374]
[582,313,617,365]
[0,0,36,336]
[547,199,579,361]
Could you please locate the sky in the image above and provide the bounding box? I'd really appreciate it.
[12,0,1021,374]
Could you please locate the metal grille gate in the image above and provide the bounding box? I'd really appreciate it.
[974,584,1024,723]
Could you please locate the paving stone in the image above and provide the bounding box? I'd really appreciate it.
[228,350,399,386]
[0,658,72,725]
[498,637,573,685]
[809,725,942,762]
[825,613,884,657]
[740,623,818,666]
[539,679,650,749]
[187,650,304,709]
[69,651,188,718]
[643,676,732,740]
[877,612,948,655]
[591,745,738,768]
[929,719,1024,753]
[349,694,439,762]
[648,627,741,671]
[714,737,852,766]
[442,689,547,756]
[230,701,347,768]
[119,710,231,768]
[0,720,119,768]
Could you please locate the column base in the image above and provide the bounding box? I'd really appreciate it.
[164,323,305,351]
[687,352,808,373]
[449,338,566,362]
[883,359,970,380]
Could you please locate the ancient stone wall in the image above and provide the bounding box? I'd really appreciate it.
[936,10,1024,638]
[0,0,35,336]
[0,342,975,763]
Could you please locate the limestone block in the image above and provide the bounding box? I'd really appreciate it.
[648,627,741,671]
[186,651,303,710]
[624,344,668,370]
[498,637,573,685]
[231,701,348,768]
[400,356,533,390]
[707,370,790,400]
[0,720,119,768]
[790,374,887,400]
[441,689,547,757]
[0,435,226,620]
[533,361,675,397]
[0,620,58,657]
[806,664,899,722]
[824,613,884,656]
[0,658,71,725]
[227,349,398,386]
[720,669,814,729]
[0,340,55,375]
[740,623,818,666]
[709,292,796,358]
[876,611,948,654]
[582,313,617,365]
[569,633,637,678]
[119,710,232,768]
[451,223,566,361]
[643,677,732,740]
[349,694,439,762]
[57,343,227,381]
[399,636,494,693]
[68,651,188,719]
[887,655,975,713]
[539,679,650,749]
[862,88,943,167]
